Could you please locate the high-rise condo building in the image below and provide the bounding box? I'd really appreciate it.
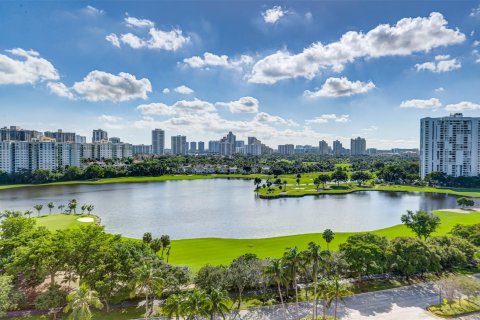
[278,144,295,155]
[44,129,76,143]
[333,140,343,155]
[92,129,108,143]
[198,141,205,154]
[190,141,197,153]
[420,113,479,179]
[208,141,220,154]
[319,140,330,155]
[0,126,41,142]
[350,137,367,155]
[151,129,165,155]
[171,135,187,155]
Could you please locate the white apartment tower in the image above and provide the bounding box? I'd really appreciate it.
[92,129,108,143]
[171,135,187,155]
[350,137,367,155]
[420,113,480,179]
[152,129,165,155]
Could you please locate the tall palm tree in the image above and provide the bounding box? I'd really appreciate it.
[58,205,65,214]
[316,277,330,320]
[47,202,55,214]
[160,235,171,258]
[33,204,43,217]
[130,261,164,318]
[263,258,286,310]
[183,289,210,320]
[322,229,335,251]
[253,177,262,191]
[206,288,230,320]
[326,276,352,320]
[64,285,103,320]
[68,199,78,214]
[283,247,302,308]
[86,205,94,215]
[305,242,323,319]
[163,294,184,320]
[80,204,88,214]
[24,210,33,218]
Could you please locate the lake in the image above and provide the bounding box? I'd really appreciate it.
[0,179,470,239]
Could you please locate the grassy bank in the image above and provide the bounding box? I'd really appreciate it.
[167,210,480,270]
[35,210,480,271]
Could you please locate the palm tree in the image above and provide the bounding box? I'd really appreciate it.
[183,289,210,319]
[326,276,352,320]
[24,210,33,218]
[165,246,171,263]
[160,235,171,258]
[130,261,164,318]
[34,204,43,217]
[283,247,302,308]
[86,205,94,215]
[317,277,330,320]
[206,288,230,320]
[163,294,184,320]
[322,229,335,251]
[253,177,262,191]
[81,204,88,214]
[47,202,55,214]
[305,242,323,319]
[68,199,78,214]
[282,180,287,191]
[263,258,286,311]
[64,285,103,320]
[58,205,65,214]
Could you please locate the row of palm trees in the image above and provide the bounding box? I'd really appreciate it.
[29,199,95,216]
[163,288,230,320]
[263,237,350,320]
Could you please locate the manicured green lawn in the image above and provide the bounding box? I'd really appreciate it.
[34,214,96,231]
[428,297,480,318]
[168,210,480,271]
[31,210,480,271]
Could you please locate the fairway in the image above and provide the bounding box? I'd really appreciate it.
[34,210,480,271]
[166,210,480,271]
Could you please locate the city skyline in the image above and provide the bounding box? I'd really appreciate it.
[1,2,480,148]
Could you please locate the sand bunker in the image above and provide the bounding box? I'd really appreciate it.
[77,217,94,223]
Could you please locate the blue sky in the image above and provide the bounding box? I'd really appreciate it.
[0,1,479,148]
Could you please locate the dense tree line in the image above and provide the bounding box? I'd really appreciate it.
[1,208,479,319]
[0,155,420,185]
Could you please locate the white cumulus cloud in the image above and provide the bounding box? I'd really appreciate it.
[47,82,76,99]
[400,98,442,109]
[304,77,375,98]
[216,96,260,113]
[107,16,190,51]
[105,33,120,48]
[305,114,350,124]
[0,48,59,85]
[174,85,194,95]
[125,16,155,28]
[445,101,480,111]
[415,55,461,73]
[49,70,152,102]
[162,88,170,94]
[249,12,465,84]
[183,52,253,70]
[262,6,285,24]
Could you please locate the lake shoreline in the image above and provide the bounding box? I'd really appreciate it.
[1,174,479,198]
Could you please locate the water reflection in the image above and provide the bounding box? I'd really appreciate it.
[0,180,474,239]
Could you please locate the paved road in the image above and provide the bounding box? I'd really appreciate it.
[228,276,480,319]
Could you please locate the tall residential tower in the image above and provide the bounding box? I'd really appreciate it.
[420,113,479,178]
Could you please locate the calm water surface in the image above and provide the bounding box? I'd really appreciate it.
[0,179,471,239]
